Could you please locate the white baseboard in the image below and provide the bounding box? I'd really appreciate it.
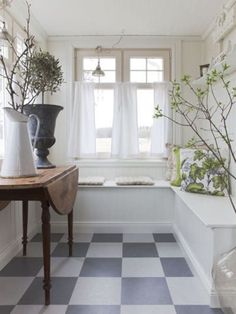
[173,224,220,308]
[51,221,173,234]
[0,222,39,271]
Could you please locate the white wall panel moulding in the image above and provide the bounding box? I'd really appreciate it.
[213,0,236,43]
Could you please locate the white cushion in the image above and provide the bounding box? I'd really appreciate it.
[115,176,154,185]
[78,176,105,185]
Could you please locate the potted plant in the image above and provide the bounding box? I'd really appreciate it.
[0,2,64,169]
[23,49,64,168]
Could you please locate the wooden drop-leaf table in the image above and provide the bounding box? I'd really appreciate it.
[0,165,78,305]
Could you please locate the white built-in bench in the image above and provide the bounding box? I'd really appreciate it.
[171,186,236,307]
[72,180,236,307]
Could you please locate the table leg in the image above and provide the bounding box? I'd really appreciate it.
[22,200,28,256]
[41,201,51,306]
[68,209,73,257]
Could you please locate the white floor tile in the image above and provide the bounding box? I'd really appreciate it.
[167,277,209,305]
[0,277,34,305]
[157,243,184,257]
[123,234,154,243]
[60,233,93,243]
[87,243,122,258]
[122,258,164,277]
[121,305,176,314]
[12,305,67,314]
[37,258,84,277]
[69,277,121,305]
[17,243,57,257]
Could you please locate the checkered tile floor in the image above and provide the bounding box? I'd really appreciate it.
[0,233,223,314]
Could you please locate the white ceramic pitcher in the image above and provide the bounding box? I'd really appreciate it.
[1,107,40,178]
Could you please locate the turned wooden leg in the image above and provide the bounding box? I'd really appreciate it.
[41,201,51,306]
[68,209,73,257]
[22,200,28,256]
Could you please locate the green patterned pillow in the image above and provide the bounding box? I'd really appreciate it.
[170,146,182,187]
[180,148,228,196]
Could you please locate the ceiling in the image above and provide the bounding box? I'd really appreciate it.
[29,0,227,37]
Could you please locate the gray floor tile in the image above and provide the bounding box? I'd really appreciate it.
[37,257,84,277]
[0,306,14,313]
[123,243,158,257]
[161,258,193,277]
[175,305,223,314]
[157,243,184,258]
[31,233,64,242]
[19,277,77,305]
[153,234,176,242]
[61,233,93,243]
[167,277,208,305]
[121,305,176,314]
[92,234,123,242]
[17,243,57,257]
[122,258,164,277]
[121,277,173,305]
[51,243,89,257]
[0,278,34,305]
[69,278,121,305]
[80,258,122,277]
[66,305,120,314]
[0,258,43,276]
[123,234,155,243]
[87,243,122,258]
[12,305,67,314]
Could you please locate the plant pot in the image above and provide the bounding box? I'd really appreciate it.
[23,104,63,169]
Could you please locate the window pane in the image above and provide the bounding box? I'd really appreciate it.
[130,58,146,70]
[83,58,98,70]
[83,70,97,82]
[137,89,154,153]
[100,58,116,70]
[95,89,114,153]
[99,71,116,83]
[147,58,163,70]
[83,70,116,83]
[147,71,163,83]
[130,71,146,83]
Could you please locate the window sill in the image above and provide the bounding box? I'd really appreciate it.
[75,159,167,168]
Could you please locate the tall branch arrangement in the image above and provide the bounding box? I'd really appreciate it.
[0,2,40,112]
[154,64,236,213]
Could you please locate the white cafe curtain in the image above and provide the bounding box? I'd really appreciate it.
[68,82,96,158]
[68,81,171,159]
[150,82,172,157]
[111,83,139,158]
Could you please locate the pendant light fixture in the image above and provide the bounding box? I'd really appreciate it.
[0,20,11,41]
[0,0,13,44]
[92,45,105,77]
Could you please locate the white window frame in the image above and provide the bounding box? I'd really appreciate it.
[76,49,122,83]
[76,48,171,160]
[123,49,171,86]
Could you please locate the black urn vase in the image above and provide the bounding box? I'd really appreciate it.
[23,104,63,169]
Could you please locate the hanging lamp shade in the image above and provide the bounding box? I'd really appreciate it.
[0,21,11,42]
[92,60,105,77]
[92,45,105,78]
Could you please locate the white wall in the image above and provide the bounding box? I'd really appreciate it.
[202,8,236,196]
[0,5,47,270]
